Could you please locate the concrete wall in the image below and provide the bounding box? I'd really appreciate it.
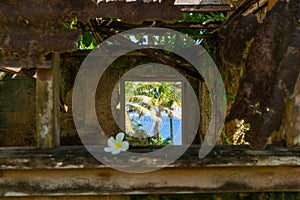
[0,73,36,146]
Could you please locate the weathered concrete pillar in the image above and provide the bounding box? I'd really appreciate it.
[285,75,300,148]
[36,53,60,148]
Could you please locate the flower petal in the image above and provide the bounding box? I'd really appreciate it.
[104,147,112,152]
[107,137,115,147]
[104,132,129,155]
[116,132,125,143]
[111,148,121,154]
[121,141,129,151]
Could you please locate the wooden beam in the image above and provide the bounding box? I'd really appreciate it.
[0,67,36,80]
[242,0,268,16]
[93,20,222,30]
[179,5,232,12]
[225,0,258,24]
[174,0,228,6]
[89,27,205,81]
[268,0,278,9]
[36,53,60,149]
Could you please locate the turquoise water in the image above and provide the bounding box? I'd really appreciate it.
[130,115,182,145]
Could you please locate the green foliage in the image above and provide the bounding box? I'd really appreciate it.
[131,121,143,131]
[226,92,236,100]
[78,32,97,50]
[178,12,227,61]
[64,17,97,50]
[64,12,226,53]
[222,131,233,145]
[181,12,226,24]
[150,135,171,145]
[63,17,78,30]
[179,12,226,39]
[243,123,250,132]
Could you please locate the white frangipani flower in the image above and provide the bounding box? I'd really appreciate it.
[104,132,129,154]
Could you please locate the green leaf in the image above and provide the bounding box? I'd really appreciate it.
[226,92,236,100]
[82,32,93,48]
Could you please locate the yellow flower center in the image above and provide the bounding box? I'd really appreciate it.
[115,141,122,149]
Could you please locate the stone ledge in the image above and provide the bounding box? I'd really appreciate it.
[0,145,299,169]
[0,145,299,196]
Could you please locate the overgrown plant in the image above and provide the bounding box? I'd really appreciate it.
[64,17,97,50]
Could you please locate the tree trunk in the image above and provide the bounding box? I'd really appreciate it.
[169,115,174,144]
[222,0,300,149]
[155,111,162,145]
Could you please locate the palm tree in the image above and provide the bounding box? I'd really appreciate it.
[126,82,181,144]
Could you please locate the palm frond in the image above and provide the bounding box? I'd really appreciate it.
[126,102,161,122]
